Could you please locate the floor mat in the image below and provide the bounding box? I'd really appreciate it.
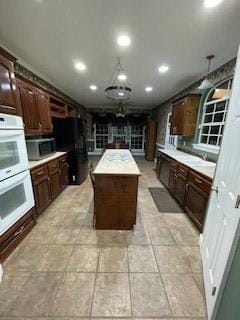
[148,187,184,213]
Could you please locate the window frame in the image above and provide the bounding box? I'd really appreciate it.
[195,77,232,154]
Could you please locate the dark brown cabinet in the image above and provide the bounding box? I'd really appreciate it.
[0,48,21,115]
[20,82,41,134]
[184,182,209,231]
[0,207,36,262]
[171,94,201,136]
[31,165,52,215]
[157,151,212,231]
[18,79,53,135]
[31,154,69,215]
[37,91,53,133]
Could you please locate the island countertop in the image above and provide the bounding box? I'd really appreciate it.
[93,149,141,176]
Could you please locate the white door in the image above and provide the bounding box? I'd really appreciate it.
[201,47,240,319]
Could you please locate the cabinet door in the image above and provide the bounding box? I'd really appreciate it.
[156,155,162,178]
[0,54,21,115]
[33,175,52,215]
[36,91,53,133]
[168,168,176,193]
[20,82,40,134]
[175,173,187,205]
[60,163,69,189]
[184,181,209,231]
[50,170,62,199]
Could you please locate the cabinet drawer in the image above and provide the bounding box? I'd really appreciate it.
[31,165,48,181]
[188,170,211,193]
[48,159,60,175]
[177,163,189,178]
[0,208,36,262]
[59,155,67,167]
[170,160,178,172]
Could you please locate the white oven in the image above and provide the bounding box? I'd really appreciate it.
[0,113,28,182]
[0,170,34,235]
[0,113,35,235]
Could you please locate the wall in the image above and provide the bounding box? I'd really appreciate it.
[152,58,236,161]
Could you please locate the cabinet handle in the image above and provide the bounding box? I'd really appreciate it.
[185,183,189,190]
[14,226,24,237]
[195,178,202,184]
[39,122,42,128]
[0,104,14,109]
[179,168,185,173]
[36,171,44,176]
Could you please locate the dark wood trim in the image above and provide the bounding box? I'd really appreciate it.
[0,46,17,62]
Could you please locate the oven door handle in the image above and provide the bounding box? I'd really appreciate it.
[0,170,29,194]
[0,130,24,138]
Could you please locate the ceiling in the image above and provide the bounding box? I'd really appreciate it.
[0,0,240,109]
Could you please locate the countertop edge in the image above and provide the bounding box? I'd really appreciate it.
[29,152,67,170]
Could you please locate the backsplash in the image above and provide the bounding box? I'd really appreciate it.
[152,58,236,161]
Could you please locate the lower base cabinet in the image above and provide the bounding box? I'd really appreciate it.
[184,182,209,231]
[157,151,212,231]
[31,154,69,216]
[0,207,36,262]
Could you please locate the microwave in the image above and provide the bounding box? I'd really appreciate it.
[26,138,56,160]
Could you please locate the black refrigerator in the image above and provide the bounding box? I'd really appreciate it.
[52,116,88,185]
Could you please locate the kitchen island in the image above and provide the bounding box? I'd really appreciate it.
[93,149,141,230]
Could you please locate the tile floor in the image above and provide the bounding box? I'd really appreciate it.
[0,156,207,319]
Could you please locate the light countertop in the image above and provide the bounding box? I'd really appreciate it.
[93,149,141,176]
[28,152,67,170]
[158,149,216,179]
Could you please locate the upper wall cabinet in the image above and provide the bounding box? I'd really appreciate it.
[18,79,53,135]
[170,94,201,136]
[0,48,21,115]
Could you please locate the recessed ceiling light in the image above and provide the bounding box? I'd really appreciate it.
[204,0,223,7]
[74,61,87,71]
[89,85,97,91]
[145,86,153,92]
[118,92,124,96]
[118,73,127,81]
[158,65,169,73]
[117,35,131,47]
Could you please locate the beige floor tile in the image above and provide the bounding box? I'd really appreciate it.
[7,272,63,317]
[23,225,58,244]
[180,246,203,273]
[50,273,95,316]
[3,244,46,271]
[96,230,127,246]
[92,273,131,317]
[98,247,128,272]
[36,245,73,272]
[147,224,176,245]
[162,273,207,317]
[130,273,171,317]
[0,272,31,316]
[154,245,191,273]
[170,225,200,246]
[54,226,80,244]
[126,228,151,245]
[128,245,158,272]
[76,228,99,244]
[193,273,205,298]
[67,245,99,272]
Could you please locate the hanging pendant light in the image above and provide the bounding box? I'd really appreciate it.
[116,103,125,117]
[198,55,215,90]
[105,57,132,101]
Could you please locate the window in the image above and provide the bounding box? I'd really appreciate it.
[95,123,109,150]
[112,125,127,143]
[198,78,232,149]
[130,125,145,151]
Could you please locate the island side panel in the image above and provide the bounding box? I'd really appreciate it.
[94,174,139,230]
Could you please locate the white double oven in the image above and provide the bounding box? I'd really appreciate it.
[0,113,34,235]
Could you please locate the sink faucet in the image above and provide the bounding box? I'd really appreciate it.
[200,153,208,161]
